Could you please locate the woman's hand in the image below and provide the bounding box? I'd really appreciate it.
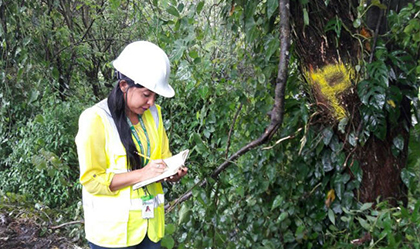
[165,166,188,183]
[142,159,168,179]
[109,159,167,192]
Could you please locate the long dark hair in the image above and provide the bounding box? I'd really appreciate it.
[107,72,144,170]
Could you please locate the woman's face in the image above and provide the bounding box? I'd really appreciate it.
[121,81,156,116]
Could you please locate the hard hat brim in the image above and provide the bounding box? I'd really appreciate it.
[147,82,175,98]
[112,60,175,98]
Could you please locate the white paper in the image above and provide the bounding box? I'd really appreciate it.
[133,149,189,190]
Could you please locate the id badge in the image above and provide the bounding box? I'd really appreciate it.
[142,198,155,219]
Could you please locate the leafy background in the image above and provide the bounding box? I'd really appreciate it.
[1,0,419,248]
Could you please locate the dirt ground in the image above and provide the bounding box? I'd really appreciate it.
[0,212,84,249]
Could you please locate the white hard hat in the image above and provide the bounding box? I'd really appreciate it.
[112,41,175,98]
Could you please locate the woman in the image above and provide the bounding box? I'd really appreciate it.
[76,41,188,249]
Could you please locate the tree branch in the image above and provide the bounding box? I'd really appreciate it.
[165,0,291,213]
[368,9,384,64]
[225,103,243,158]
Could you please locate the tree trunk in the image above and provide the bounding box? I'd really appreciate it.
[290,0,412,205]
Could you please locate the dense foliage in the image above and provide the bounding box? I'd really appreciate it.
[1,0,419,248]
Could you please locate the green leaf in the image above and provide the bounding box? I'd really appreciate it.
[412,200,420,223]
[342,191,354,209]
[167,5,180,17]
[165,223,176,235]
[246,196,256,206]
[267,0,279,18]
[303,8,309,26]
[178,204,191,225]
[295,225,306,241]
[235,185,245,197]
[348,132,357,147]
[177,3,184,12]
[264,36,279,61]
[357,217,371,230]
[192,188,208,205]
[322,150,333,172]
[359,202,373,211]
[373,118,387,140]
[257,73,266,84]
[371,88,386,109]
[29,90,39,103]
[341,216,350,222]
[161,235,175,249]
[371,0,387,9]
[338,117,348,134]
[329,136,342,152]
[188,50,198,59]
[172,41,186,61]
[328,209,335,225]
[198,85,209,99]
[192,132,207,153]
[333,173,350,199]
[276,212,288,223]
[283,230,295,243]
[203,129,210,138]
[322,128,333,145]
[392,135,405,151]
[401,168,416,192]
[196,1,204,14]
[271,195,284,210]
[334,182,344,200]
[34,114,45,124]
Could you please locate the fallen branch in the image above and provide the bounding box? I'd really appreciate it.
[50,220,84,230]
[166,0,291,213]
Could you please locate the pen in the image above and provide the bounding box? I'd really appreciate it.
[135,151,152,161]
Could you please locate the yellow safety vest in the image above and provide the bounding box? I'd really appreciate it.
[81,99,165,247]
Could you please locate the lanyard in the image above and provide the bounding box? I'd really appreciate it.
[127,115,151,167]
